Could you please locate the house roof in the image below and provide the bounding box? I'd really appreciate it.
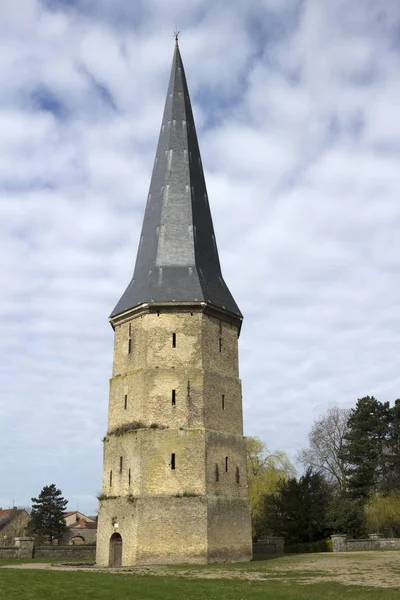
[110,41,242,323]
[62,511,94,522]
[68,520,97,530]
[0,508,14,523]
[0,508,27,533]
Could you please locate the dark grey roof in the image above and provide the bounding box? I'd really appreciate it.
[111,42,242,320]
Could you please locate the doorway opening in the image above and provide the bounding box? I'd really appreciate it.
[109,532,122,567]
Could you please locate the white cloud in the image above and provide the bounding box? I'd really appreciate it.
[1,0,400,513]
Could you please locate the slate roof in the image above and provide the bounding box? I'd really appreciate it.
[111,42,242,320]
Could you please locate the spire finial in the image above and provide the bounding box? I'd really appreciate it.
[174,29,180,43]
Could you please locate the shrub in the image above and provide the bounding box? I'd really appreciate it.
[107,422,145,436]
[97,494,117,501]
[285,539,332,554]
[107,422,167,436]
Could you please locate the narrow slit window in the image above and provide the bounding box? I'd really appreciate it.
[225,456,229,472]
[124,395,128,410]
[219,338,222,353]
[215,463,219,482]
[236,466,240,484]
[109,470,113,487]
[129,323,131,336]
[171,453,176,470]
[172,389,176,406]
[128,468,131,486]
[222,394,225,410]
[120,456,123,473]
[128,338,132,354]
[172,333,176,348]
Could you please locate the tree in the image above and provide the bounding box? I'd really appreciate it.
[366,491,400,537]
[298,407,350,493]
[30,484,68,543]
[325,497,367,538]
[247,437,296,539]
[262,469,332,544]
[340,397,391,500]
[386,399,400,490]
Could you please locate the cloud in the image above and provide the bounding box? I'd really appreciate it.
[1,0,400,513]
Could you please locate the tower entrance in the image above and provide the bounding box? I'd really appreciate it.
[109,532,122,567]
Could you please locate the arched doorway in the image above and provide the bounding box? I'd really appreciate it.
[72,535,85,545]
[109,532,122,567]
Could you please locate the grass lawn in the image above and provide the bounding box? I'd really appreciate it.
[0,552,399,600]
[0,570,398,600]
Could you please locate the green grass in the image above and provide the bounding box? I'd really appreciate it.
[1,552,399,599]
[0,570,398,600]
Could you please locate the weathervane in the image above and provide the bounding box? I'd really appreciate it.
[174,29,180,42]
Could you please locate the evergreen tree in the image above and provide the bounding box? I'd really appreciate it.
[340,396,391,500]
[325,496,367,538]
[262,469,332,543]
[30,484,68,543]
[386,399,400,490]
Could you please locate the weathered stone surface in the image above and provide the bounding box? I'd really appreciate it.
[96,307,252,565]
[14,537,34,558]
[0,547,19,559]
[332,534,400,552]
[34,545,96,559]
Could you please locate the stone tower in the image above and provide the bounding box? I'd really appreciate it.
[96,41,252,567]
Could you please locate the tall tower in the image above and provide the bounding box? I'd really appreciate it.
[96,41,252,566]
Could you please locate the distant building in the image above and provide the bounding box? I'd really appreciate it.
[62,511,96,528]
[61,511,97,545]
[0,508,30,545]
[61,520,97,546]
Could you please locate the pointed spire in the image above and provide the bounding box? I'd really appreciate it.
[111,43,241,320]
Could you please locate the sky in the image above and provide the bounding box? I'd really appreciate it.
[1,0,400,515]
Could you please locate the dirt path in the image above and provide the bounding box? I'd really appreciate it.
[2,551,400,588]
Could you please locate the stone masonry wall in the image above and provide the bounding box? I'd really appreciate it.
[60,527,97,545]
[0,547,18,559]
[34,545,96,560]
[0,541,95,561]
[96,306,252,566]
[107,311,242,435]
[332,534,400,552]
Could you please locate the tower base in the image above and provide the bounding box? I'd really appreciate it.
[96,495,252,566]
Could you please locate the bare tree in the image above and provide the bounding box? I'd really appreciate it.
[298,407,351,493]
